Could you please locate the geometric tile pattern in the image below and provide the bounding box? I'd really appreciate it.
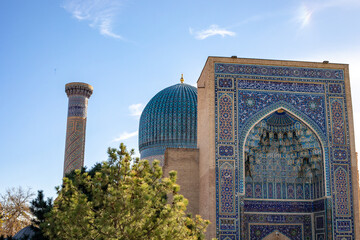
[336,219,352,233]
[64,118,86,175]
[219,145,234,157]
[333,148,347,161]
[218,78,233,88]
[237,94,329,198]
[219,161,235,215]
[244,199,324,213]
[250,224,303,240]
[67,95,88,117]
[238,79,325,93]
[218,93,234,141]
[214,62,355,239]
[329,84,342,94]
[215,63,343,80]
[330,98,346,145]
[219,218,236,231]
[245,214,312,240]
[237,91,326,133]
[334,165,351,216]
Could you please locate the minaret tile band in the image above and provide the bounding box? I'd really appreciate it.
[63,82,93,176]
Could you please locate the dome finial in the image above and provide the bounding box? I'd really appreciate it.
[180,74,184,83]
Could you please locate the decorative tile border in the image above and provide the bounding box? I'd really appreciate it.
[218,145,235,157]
[329,83,342,94]
[218,78,234,89]
[215,63,344,80]
[219,218,236,231]
[334,165,351,217]
[218,93,234,142]
[332,147,349,162]
[336,219,352,233]
[238,79,325,93]
[244,200,323,213]
[219,160,236,215]
[330,98,346,145]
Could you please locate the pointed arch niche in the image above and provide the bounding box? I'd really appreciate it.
[243,108,325,200]
[240,105,331,239]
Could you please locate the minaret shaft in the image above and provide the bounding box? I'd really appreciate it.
[63,82,93,176]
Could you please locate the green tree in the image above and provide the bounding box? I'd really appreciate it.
[30,191,53,227]
[27,191,53,240]
[43,143,209,240]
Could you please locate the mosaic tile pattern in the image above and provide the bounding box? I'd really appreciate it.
[237,100,330,198]
[330,98,346,145]
[219,218,236,231]
[219,145,234,156]
[219,161,235,215]
[237,91,326,133]
[333,148,347,161]
[337,219,352,233]
[244,199,324,213]
[250,225,303,240]
[218,93,234,141]
[218,78,233,88]
[214,62,354,239]
[238,79,325,93]
[215,63,344,80]
[244,111,324,200]
[64,118,86,175]
[67,95,88,117]
[219,235,236,240]
[329,83,342,94]
[245,214,312,240]
[334,165,350,216]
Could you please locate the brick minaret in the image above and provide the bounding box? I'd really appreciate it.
[63,82,93,176]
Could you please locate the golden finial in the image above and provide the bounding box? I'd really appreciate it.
[180,74,184,83]
[277,109,284,113]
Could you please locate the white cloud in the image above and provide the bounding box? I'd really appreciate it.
[296,4,313,29]
[295,0,360,29]
[112,131,138,142]
[129,103,144,117]
[63,0,124,39]
[190,25,235,40]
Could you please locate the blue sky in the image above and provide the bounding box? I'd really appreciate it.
[0,0,360,199]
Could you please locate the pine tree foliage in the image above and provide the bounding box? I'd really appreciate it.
[30,191,53,227]
[43,143,209,240]
[27,191,53,240]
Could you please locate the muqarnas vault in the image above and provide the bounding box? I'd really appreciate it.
[139,57,360,239]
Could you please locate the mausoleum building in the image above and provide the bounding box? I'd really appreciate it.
[138,57,360,239]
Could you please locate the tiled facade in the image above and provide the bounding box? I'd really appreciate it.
[211,59,358,239]
[137,57,358,239]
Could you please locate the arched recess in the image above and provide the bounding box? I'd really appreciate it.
[244,109,324,200]
[238,101,330,197]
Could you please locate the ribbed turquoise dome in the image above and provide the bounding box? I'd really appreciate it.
[139,83,197,160]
